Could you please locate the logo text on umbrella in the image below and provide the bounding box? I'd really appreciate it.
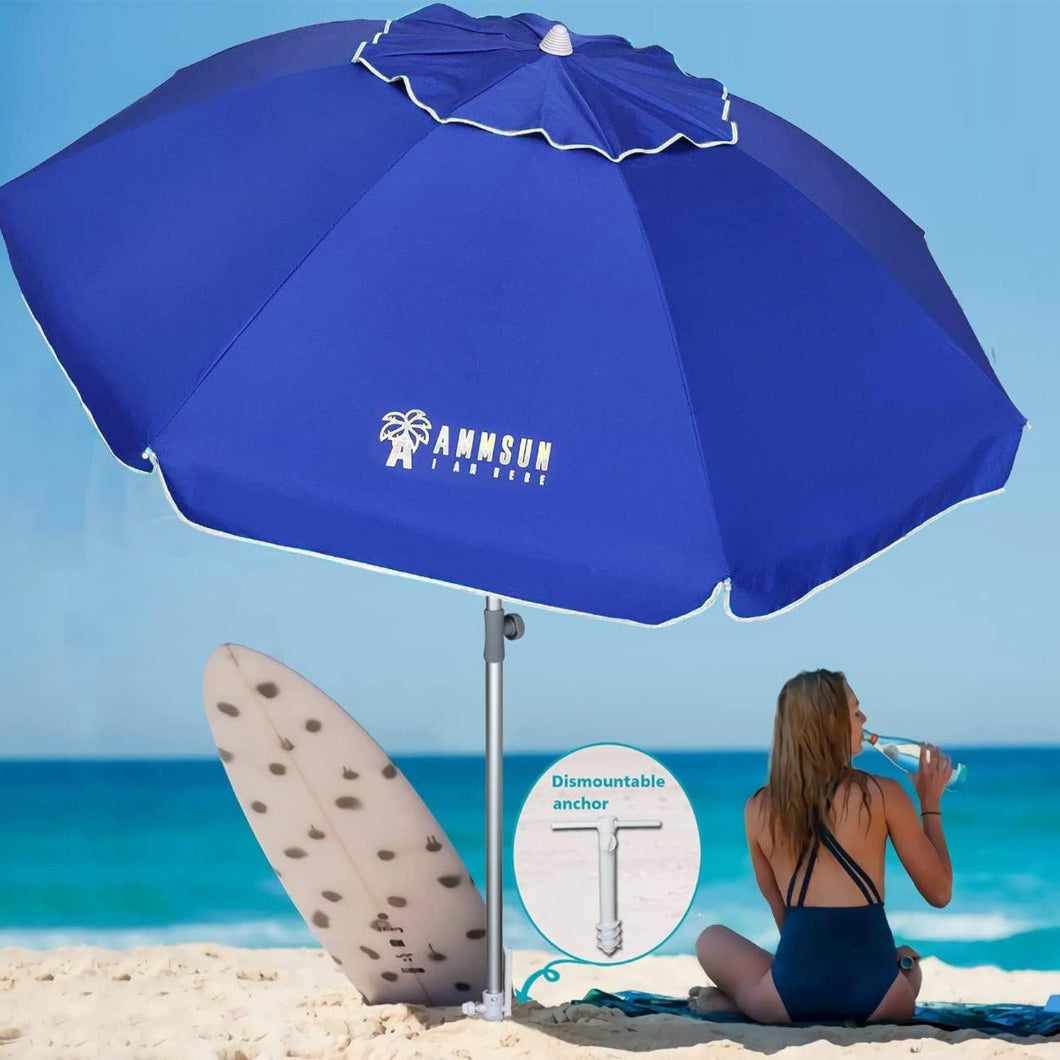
[379,410,552,485]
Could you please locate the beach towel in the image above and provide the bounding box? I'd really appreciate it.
[577,989,1060,1036]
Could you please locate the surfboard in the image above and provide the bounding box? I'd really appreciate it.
[203,643,487,1006]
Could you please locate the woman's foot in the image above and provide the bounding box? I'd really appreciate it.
[688,985,741,1014]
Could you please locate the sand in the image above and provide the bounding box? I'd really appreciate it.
[0,945,1056,1058]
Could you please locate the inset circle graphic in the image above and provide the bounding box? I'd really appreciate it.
[514,744,700,963]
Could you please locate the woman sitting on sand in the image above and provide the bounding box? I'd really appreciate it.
[692,669,953,1024]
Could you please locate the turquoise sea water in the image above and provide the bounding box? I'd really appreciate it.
[1,749,1057,970]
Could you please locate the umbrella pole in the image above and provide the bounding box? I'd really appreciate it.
[464,594,523,1021]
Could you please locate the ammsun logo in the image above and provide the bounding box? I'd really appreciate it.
[379,409,552,486]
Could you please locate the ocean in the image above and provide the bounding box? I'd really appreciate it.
[1,749,1057,971]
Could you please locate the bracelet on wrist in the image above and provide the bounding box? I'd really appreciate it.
[920,810,941,817]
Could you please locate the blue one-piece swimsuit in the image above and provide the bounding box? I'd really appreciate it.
[771,822,899,1023]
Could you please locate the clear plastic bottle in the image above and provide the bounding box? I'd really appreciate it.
[862,731,967,790]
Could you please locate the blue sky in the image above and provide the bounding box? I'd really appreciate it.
[0,1,1057,757]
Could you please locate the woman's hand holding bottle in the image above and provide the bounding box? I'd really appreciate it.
[914,742,954,812]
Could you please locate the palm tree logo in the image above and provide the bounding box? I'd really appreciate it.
[380,409,432,470]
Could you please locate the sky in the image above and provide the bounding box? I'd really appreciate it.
[0,1,1057,757]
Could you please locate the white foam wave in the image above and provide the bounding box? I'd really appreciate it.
[887,911,1038,942]
[2,911,1043,954]
[0,918,315,950]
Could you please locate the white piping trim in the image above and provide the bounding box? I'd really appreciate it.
[351,26,738,164]
[142,447,727,628]
[140,449,1010,628]
[723,485,1009,623]
[16,288,150,474]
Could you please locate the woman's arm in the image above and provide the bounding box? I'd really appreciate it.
[745,796,786,931]
[879,745,954,908]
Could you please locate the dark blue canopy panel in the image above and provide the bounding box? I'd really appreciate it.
[0,7,1025,623]
[0,19,421,471]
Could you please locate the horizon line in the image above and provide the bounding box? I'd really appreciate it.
[0,743,1057,763]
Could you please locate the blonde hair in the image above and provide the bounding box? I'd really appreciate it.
[761,669,872,856]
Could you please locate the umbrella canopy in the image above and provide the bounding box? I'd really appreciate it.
[0,4,1025,626]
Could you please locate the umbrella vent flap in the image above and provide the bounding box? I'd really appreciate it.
[351,3,738,163]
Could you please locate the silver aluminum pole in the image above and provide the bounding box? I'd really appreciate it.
[464,594,522,1021]
[485,594,504,1001]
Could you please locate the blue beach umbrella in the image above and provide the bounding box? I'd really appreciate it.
[0,3,1026,1019]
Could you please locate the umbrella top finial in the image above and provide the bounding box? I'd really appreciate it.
[538,24,573,56]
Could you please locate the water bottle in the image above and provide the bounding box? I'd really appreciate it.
[862,731,967,790]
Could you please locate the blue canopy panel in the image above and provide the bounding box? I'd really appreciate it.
[623,142,1025,618]
[0,19,403,471]
[727,94,998,385]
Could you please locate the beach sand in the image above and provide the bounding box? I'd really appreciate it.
[0,945,1055,1058]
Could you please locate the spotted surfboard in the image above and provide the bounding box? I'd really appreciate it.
[204,643,486,1005]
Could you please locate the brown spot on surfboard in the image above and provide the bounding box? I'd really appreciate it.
[256,682,279,699]
[216,702,239,717]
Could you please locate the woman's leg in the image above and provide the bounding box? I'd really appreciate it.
[866,957,921,1024]
[693,925,789,1023]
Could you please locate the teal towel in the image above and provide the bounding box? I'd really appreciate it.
[577,989,1060,1037]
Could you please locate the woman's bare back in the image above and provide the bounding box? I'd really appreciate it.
[752,773,889,908]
